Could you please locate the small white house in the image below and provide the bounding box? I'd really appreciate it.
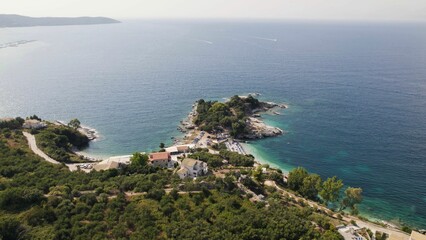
[165,144,194,155]
[93,160,120,171]
[23,120,47,129]
[177,158,208,179]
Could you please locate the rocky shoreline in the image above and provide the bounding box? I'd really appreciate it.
[55,120,99,141]
[243,117,283,139]
[243,101,286,139]
[77,125,99,141]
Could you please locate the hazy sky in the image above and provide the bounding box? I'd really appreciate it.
[2,0,426,21]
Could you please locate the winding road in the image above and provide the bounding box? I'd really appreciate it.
[23,132,85,171]
[23,131,61,165]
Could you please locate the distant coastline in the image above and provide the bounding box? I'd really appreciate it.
[0,14,120,28]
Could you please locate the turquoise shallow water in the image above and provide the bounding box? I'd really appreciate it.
[0,20,425,228]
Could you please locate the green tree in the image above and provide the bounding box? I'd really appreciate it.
[0,118,24,130]
[130,152,148,167]
[300,174,322,200]
[341,187,363,212]
[252,166,264,183]
[269,171,284,185]
[0,187,44,210]
[231,121,246,137]
[287,167,309,191]
[29,115,41,121]
[25,206,56,226]
[0,216,27,240]
[319,176,344,205]
[68,118,81,129]
[146,188,165,201]
[159,142,165,149]
[320,230,344,240]
[48,185,72,198]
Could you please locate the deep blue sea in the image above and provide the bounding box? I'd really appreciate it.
[1,20,425,228]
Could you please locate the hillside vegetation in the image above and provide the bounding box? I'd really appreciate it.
[34,125,90,163]
[0,128,344,239]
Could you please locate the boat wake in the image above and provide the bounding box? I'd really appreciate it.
[0,40,36,50]
[251,36,278,42]
[191,38,213,44]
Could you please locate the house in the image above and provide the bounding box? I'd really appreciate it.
[165,146,179,155]
[176,145,191,153]
[177,168,190,179]
[165,144,193,155]
[23,119,47,129]
[93,160,120,171]
[108,155,133,165]
[177,158,208,179]
[337,225,364,240]
[149,152,171,168]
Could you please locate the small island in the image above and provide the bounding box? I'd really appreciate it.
[0,14,120,28]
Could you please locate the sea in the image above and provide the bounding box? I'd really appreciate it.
[1,20,425,228]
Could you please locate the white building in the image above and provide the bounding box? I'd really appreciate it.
[165,144,194,155]
[108,155,132,165]
[177,158,208,179]
[93,160,120,171]
[23,119,47,129]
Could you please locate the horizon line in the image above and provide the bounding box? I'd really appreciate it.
[2,13,426,24]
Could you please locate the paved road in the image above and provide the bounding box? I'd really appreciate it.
[23,132,93,172]
[271,181,409,240]
[23,132,61,165]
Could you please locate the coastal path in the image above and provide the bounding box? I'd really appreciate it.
[268,181,410,240]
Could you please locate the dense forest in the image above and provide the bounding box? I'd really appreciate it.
[0,125,346,239]
[194,95,261,137]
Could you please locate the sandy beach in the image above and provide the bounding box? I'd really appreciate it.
[240,142,290,172]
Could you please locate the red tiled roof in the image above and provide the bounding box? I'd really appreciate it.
[149,152,170,161]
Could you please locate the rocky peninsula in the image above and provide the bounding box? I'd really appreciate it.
[181,94,286,140]
[243,100,287,139]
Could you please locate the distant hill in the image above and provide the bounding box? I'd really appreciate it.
[0,14,120,27]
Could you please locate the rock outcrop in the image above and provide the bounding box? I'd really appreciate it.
[243,117,283,139]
